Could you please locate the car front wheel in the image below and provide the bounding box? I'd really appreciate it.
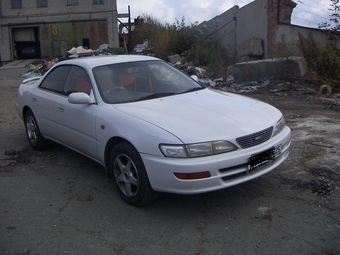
[109,142,159,206]
[24,109,49,150]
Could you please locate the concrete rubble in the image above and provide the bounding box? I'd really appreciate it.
[20,58,59,78]
[176,62,272,93]
[20,44,117,78]
[169,54,281,93]
[67,46,93,58]
[227,57,307,83]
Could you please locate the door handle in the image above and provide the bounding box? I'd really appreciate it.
[31,97,37,102]
[57,107,64,112]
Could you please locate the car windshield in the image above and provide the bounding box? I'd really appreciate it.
[93,60,203,104]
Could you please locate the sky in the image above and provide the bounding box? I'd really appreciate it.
[117,0,334,29]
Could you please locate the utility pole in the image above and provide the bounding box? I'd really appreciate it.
[128,5,131,52]
[117,5,132,52]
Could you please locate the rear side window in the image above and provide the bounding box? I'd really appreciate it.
[39,66,72,93]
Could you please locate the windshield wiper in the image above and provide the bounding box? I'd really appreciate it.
[180,87,205,94]
[133,92,176,102]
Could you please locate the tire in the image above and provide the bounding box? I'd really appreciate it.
[319,84,332,95]
[24,109,49,150]
[109,142,159,206]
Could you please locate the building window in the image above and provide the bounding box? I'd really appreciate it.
[11,0,22,9]
[93,0,103,4]
[37,0,48,8]
[67,0,78,6]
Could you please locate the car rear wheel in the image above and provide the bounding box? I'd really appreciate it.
[109,142,159,206]
[25,109,49,150]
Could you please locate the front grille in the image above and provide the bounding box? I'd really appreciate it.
[236,127,273,149]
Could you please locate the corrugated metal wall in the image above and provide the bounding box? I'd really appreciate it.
[40,21,108,57]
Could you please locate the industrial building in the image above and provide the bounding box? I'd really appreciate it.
[0,0,119,61]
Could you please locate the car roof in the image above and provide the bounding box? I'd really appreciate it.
[54,55,160,69]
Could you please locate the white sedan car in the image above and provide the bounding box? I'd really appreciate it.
[16,55,291,206]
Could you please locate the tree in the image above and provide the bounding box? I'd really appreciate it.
[318,0,340,46]
[319,0,340,31]
[129,13,232,76]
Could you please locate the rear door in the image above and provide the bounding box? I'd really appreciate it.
[32,65,72,140]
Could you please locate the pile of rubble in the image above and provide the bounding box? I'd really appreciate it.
[21,58,59,78]
[21,44,118,78]
[68,44,115,58]
[168,54,340,102]
[168,54,271,94]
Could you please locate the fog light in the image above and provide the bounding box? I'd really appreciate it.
[174,171,211,180]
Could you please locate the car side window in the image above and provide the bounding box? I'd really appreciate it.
[39,65,72,93]
[63,66,92,95]
[64,66,92,95]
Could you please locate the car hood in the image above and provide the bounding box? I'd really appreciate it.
[113,89,282,144]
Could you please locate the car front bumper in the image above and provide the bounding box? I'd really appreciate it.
[141,127,291,194]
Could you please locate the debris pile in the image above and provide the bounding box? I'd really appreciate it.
[171,57,338,108]
[182,64,271,93]
[93,44,115,56]
[20,44,117,78]
[21,58,59,78]
[67,46,93,58]
[67,44,118,58]
[222,78,271,93]
[167,54,273,93]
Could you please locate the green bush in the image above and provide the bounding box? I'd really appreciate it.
[129,14,231,76]
[298,32,340,80]
[276,34,301,58]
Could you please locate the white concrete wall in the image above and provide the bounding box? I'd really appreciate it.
[214,6,238,53]
[200,6,238,59]
[236,0,268,58]
[202,0,336,62]
[277,24,339,49]
[202,0,269,60]
[0,27,10,62]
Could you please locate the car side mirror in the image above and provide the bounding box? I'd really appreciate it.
[68,92,92,104]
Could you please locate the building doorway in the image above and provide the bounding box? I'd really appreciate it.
[13,27,41,59]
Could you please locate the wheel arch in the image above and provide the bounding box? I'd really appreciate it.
[104,136,135,177]
[22,106,32,122]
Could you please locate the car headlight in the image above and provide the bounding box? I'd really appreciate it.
[159,145,187,158]
[160,141,238,158]
[273,117,286,137]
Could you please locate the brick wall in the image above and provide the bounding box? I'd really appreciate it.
[267,0,297,58]
[279,0,297,24]
[267,0,279,58]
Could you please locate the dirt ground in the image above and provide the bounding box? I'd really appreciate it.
[0,66,340,255]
